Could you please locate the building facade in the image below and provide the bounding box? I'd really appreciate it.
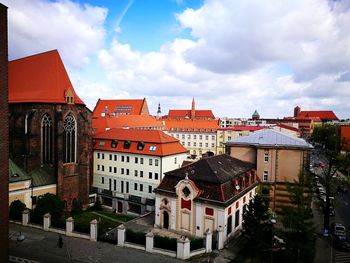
[154,155,258,243]
[226,129,312,213]
[92,129,187,214]
[8,50,92,209]
[0,3,9,261]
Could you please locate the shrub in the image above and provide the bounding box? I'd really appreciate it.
[125,229,146,246]
[51,216,66,229]
[92,198,103,211]
[154,235,177,251]
[71,199,82,215]
[33,193,64,219]
[9,200,26,221]
[190,238,204,251]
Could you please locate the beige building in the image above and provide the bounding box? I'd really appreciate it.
[9,159,56,209]
[226,129,312,213]
[216,126,266,155]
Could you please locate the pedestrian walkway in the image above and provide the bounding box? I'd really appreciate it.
[334,250,350,263]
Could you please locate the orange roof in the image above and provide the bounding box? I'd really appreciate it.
[164,119,220,133]
[168,110,215,118]
[9,50,84,104]
[219,126,266,131]
[92,115,165,134]
[298,111,338,121]
[92,99,149,118]
[93,129,188,156]
[275,123,300,132]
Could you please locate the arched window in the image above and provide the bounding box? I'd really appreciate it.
[63,113,76,163]
[41,114,52,164]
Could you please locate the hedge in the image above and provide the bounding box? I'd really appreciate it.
[190,238,204,251]
[154,235,177,251]
[125,229,146,246]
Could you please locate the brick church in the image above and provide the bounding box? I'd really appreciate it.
[8,49,92,209]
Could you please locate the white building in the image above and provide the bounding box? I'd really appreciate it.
[92,128,188,214]
[154,154,258,242]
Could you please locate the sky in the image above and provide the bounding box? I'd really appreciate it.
[2,0,350,119]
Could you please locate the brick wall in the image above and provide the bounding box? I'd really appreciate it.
[0,3,9,261]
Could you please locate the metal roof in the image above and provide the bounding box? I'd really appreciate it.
[227,129,312,149]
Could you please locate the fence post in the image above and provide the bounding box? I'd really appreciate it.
[177,236,190,260]
[90,219,98,241]
[205,229,212,253]
[217,226,225,250]
[117,224,125,247]
[66,217,74,237]
[43,213,51,231]
[145,231,154,252]
[22,209,30,226]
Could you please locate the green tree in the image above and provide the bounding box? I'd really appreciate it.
[9,200,26,221]
[282,172,315,263]
[311,124,346,234]
[242,194,270,258]
[33,193,64,219]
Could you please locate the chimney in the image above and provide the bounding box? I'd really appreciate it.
[191,97,195,120]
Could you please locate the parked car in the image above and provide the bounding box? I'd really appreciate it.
[331,223,346,237]
[333,235,350,252]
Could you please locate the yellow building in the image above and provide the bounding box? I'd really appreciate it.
[226,129,312,213]
[9,159,56,209]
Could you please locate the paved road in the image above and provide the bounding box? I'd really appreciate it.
[9,223,184,263]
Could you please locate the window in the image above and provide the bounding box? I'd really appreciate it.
[121,168,124,174]
[134,183,138,191]
[182,186,191,197]
[114,180,117,191]
[41,114,52,164]
[199,135,203,139]
[126,182,129,193]
[212,135,215,140]
[135,157,138,164]
[121,156,125,162]
[127,156,130,162]
[155,173,159,180]
[211,143,215,147]
[149,159,153,165]
[101,177,104,184]
[121,181,124,193]
[137,142,145,150]
[174,157,177,164]
[263,171,268,182]
[205,143,208,147]
[124,140,131,149]
[126,169,129,175]
[109,154,112,160]
[149,146,157,151]
[63,113,76,163]
[176,134,179,139]
[140,171,144,177]
[182,134,185,139]
[102,153,104,159]
[140,184,143,192]
[193,142,197,146]
[187,134,191,139]
[228,136,231,141]
[114,167,117,173]
[193,135,197,139]
[97,153,100,159]
[206,135,209,140]
[199,142,203,147]
[148,185,152,193]
[97,164,100,171]
[140,158,144,164]
[235,210,240,228]
[109,166,112,173]
[101,165,104,171]
[111,140,118,148]
[134,170,138,177]
[205,207,214,216]
[114,155,117,161]
[264,152,269,163]
[149,172,152,179]
[187,142,191,147]
[155,159,159,166]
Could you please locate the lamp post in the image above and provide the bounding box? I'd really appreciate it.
[270,218,277,263]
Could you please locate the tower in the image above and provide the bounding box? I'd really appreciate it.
[157,103,161,119]
[191,97,195,120]
[294,106,301,117]
[252,109,260,120]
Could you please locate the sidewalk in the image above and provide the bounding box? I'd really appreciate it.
[312,197,332,263]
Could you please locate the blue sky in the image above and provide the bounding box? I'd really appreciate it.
[2,0,350,118]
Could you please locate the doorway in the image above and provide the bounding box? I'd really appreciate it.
[163,210,169,229]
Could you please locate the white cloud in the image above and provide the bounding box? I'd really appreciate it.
[3,0,107,68]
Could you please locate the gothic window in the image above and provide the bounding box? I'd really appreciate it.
[63,113,76,163]
[41,114,52,164]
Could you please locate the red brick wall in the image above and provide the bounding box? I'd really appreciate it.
[0,3,9,261]
[9,102,92,210]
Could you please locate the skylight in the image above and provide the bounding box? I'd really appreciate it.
[149,145,157,151]
[99,141,105,146]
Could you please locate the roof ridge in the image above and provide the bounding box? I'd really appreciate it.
[9,49,58,62]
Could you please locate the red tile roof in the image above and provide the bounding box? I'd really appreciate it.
[92,99,149,118]
[340,126,350,151]
[92,115,164,134]
[298,111,338,121]
[9,50,84,104]
[93,129,188,156]
[218,126,266,131]
[165,119,220,133]
[168,110,215,118]
[275,123,300,132]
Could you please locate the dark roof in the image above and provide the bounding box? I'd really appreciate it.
[29,166,56,187]
[156,154,256,206]
[164,154,254,184]
[9,159,31,183]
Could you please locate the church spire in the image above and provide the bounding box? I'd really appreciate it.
[156,102,161,119]
[191,97,195,119]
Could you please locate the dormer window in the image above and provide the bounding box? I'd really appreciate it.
[111,140,118,148]
[64,88,74,104]
[182,186,191,198]
[124,140,131,149]
[149,145,157,152]
[137,142,145,150]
